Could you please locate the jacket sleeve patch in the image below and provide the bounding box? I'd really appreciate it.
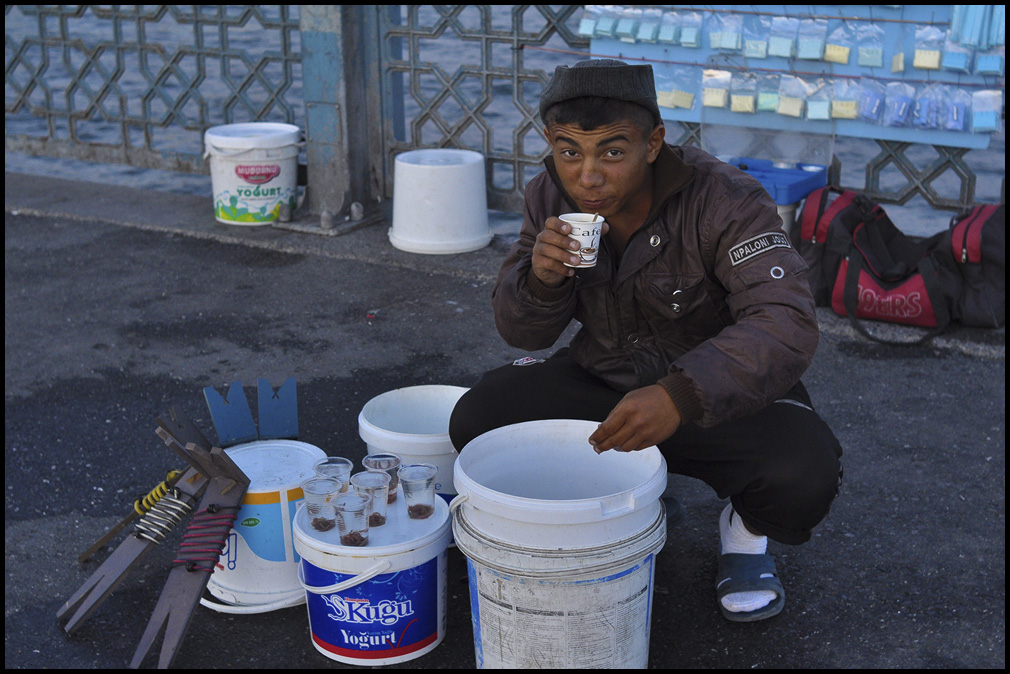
[728,232,792,266]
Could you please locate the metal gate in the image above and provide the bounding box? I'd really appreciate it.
[5,5,1002,228]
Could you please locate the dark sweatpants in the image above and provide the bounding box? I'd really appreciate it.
[448,349,843,545]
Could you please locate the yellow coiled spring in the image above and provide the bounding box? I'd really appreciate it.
[134,470,183,516]
[133,470,192,544]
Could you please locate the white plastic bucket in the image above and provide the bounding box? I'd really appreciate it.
[389,149,493,254]
[777,202,799,237]
[358,385,468,502]
[204,122,301,226]
[294,496,452,666]
[203,439,326,613]
[450,419,668,669]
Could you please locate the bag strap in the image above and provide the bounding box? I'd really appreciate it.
[853,213,916,280]
[841,254,951,346]
[816,190,857,243]
[799,187,829,242]
[798,187,858,244]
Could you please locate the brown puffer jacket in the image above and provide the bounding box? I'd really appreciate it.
[492,142,819,428]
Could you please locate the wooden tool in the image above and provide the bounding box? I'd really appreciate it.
[57,463,207,635]
[60,379,297,667]
[129,444,249,669]
[57,408,250,669]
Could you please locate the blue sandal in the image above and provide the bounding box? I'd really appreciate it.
[716,553,786,622]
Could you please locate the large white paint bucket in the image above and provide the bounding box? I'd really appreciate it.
[451,419,668,669]
[358,385,468,503]
[202,439,326,614]
[389,149,493,254]
[294,496,452,665]
[204,122,301,226]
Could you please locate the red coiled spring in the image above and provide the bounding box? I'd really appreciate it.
[172,504,238,573]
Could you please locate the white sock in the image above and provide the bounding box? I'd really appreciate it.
[719,503,777,613]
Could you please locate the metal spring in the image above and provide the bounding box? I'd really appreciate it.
[134,470,182,516]
[173,505,239,573]
[134,488,192,544]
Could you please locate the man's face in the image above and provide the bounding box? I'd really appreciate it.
[545,119,664,223]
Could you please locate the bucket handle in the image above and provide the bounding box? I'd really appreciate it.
[448,493,469,515]
[199,589,304,614]
[599,493,636,518]
[298,558,392,595]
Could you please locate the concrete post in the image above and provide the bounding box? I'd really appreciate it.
[298,5,384,231]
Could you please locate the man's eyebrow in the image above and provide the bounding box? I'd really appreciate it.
[552,133,580,147]
[599,134,631,145]
[553,133,631,147]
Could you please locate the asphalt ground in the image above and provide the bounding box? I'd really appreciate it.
[5,171,1005,669]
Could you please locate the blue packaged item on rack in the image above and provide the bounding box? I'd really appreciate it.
[973,110,999,132]
[595,16,616,38]
[945,101,968,131]
[913,97,938,129]
[886,90,915,127]
[975,53,1004,76]
[859,89,885,122]
[942,50,971,73]
[728,158,828,205]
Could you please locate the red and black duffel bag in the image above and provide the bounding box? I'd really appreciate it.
[793,187,952,344]
[929,203,1005,329]
[794,186,1005,344]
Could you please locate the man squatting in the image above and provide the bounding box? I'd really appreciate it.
[449,59,843,622]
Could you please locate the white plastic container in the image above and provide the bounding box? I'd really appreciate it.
[358,385,468,501]
[451,419,668,669]
[202,439,325,614]
[778,202,799,237]
[204,122,301,226]
[389,149,493,254]
[294,496,452,666]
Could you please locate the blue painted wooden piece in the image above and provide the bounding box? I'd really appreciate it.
[203,381,258,447]
[257,378,298,440]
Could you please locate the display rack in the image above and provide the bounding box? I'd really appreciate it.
[581,5,1005,151]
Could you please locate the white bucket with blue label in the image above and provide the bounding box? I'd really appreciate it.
[202,440,326,614]
[451,419,668,669]
[293,495,451,666]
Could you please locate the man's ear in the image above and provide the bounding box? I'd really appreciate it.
[646,124,666,163]
[544,125,554,150]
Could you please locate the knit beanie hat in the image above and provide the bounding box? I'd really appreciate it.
[538,59,662,126]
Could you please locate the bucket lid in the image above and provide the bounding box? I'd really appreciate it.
[204,122,301,150]
[225,440,326,492]
[293,495,450,557]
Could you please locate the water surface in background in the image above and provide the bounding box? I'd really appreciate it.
[4,5,1004,237]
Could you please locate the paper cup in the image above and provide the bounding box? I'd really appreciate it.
[559,213,603,268]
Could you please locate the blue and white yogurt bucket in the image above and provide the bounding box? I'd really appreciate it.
[293,495,451,665]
